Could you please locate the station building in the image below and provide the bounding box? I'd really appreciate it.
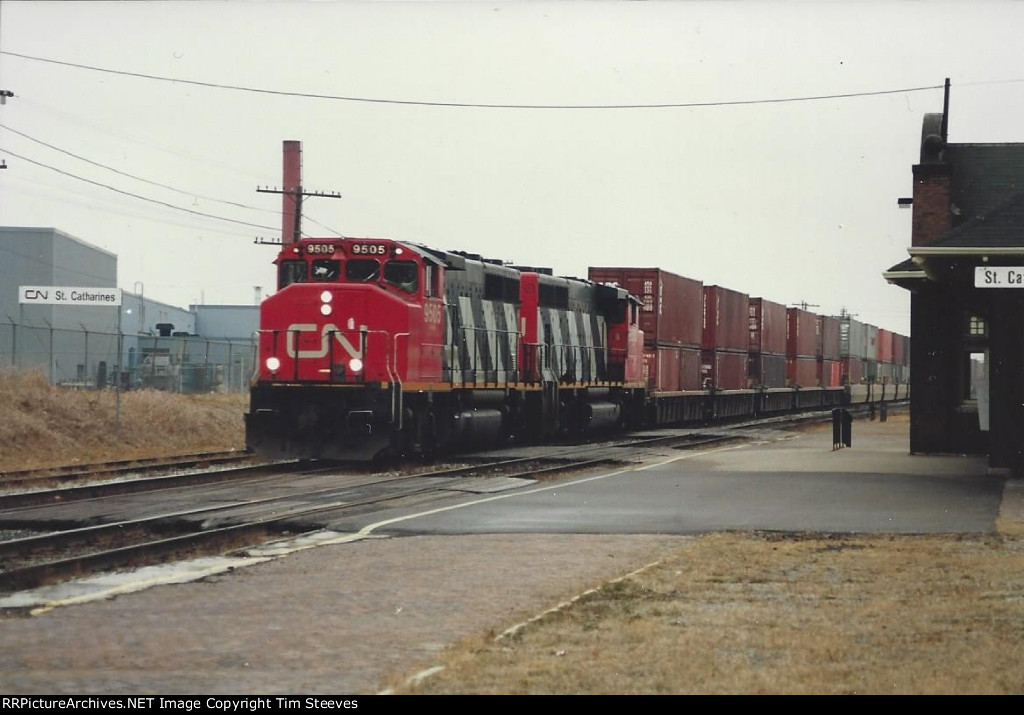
[884,113,1024,476]
[0,226,258,392]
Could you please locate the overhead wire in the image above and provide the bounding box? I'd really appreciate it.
[0,121,281,215]
[1,147,280,232]
[0,121,344,238]
[1,50,947,110]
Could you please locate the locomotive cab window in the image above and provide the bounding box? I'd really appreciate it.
[311,259,340,282]
[384,260,419,294]
[424,264,440,298]
[279,260,308,289]
[345,259,380,283]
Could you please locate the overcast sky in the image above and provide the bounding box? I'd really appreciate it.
[2,1,1023,336]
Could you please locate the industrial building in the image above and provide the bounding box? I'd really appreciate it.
[0,226,258,392]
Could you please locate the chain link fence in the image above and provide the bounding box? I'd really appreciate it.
[0,319,256,394]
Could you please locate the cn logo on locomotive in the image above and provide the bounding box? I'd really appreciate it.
[285,323,364,359]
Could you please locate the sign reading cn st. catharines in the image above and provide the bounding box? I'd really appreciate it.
[19,286,123,306]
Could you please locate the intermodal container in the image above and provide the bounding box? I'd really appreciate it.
[702,349,748,390]
[642,345,702,392]
[748,297,787,355]
[842,356,866,385]
[748,352,787,388]
[588,267,703,347]
[865,325,880,362]
[703,285,749,352]
[892,332,906,365]
[786,308,818,359]
[877,362,894,384]
[817,315,842,360]
[840,318,869,359]
[877,328,894,363]
[865,359,880,382]
[817,359,842,388]
[787,356,818,387]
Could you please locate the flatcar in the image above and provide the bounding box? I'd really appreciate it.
[245,236,909,461]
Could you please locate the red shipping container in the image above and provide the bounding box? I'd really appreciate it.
[786,308,818,358]
[817,315,842,360]
[841,356,866,385]
[679,347,702,391]
[703,285,748,352]
[642,345,702,392]
[748,297,787,355]
[878,328,894,363]
[702,349,748,390]
[892,333,906,364]
[787,356,818,387]
[748,352,787,388]
[643,346,679,392]
[817,359,841,387]
[588,267,703,347]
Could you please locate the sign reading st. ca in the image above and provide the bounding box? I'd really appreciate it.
[19,286,123,306]
[974,267,1024,288]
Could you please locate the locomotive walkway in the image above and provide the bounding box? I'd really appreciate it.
[0,413,1019,695]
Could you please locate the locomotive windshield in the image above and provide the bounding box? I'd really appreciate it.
[311,259,340,282]
[346,259,381,282]
[279,260,307,289]
[384,260,418,294]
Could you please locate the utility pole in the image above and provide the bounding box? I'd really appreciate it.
[256,140,341,245]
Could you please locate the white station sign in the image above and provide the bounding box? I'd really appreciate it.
[974,267,1024,288]
[19,286,123,306]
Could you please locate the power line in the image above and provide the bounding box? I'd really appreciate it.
[0,121,280,215]
[2,50,946,110]
[1,146,279,232]
[1,117,343,237]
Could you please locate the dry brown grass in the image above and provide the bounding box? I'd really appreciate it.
[0,368,246,471]
[390,531,1024,695]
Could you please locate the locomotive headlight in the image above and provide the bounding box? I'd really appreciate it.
[320,290,332,303]
[348,358,364,373]
[320,304,333,316]
[266,356,281,372]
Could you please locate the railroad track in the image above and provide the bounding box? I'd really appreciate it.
[0,450,261,493]
[0,430,744,596]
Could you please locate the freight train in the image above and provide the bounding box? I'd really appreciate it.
[245,236,909,461]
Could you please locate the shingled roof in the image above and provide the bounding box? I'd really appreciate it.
[885,143,1024,285]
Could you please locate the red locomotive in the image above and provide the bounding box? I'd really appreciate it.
[246,236,647,460]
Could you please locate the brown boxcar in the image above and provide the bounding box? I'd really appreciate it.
[703,285,749,352]
[588,267,703,347]
[748,297,787,355]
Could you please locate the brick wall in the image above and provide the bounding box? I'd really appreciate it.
[911,163,951,247]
